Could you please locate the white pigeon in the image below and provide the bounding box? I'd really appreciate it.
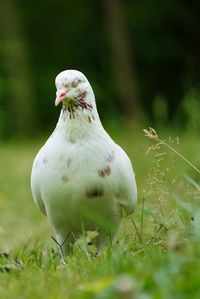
[31,70,137,256]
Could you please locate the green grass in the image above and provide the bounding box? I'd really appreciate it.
[0,124,200,298]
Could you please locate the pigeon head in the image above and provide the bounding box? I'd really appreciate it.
[55,70,94,109]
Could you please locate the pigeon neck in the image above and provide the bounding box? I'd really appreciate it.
[56,97,102,142]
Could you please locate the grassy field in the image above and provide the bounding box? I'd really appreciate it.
[0,123,200,299]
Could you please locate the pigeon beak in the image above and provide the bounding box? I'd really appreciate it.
[55,89,70,106]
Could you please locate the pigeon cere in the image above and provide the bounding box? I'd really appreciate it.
[31,70,137,257]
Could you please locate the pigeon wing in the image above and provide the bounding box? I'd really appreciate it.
[32,190,47,216]
[31,162,47,216]
[115,146,137,214]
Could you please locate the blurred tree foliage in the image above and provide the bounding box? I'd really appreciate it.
[0,0,200,137]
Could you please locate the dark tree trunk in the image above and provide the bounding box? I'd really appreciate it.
[102,0,141,118]
[0,0,37,135]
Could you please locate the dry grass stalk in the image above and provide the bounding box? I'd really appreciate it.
[144,127,200,175]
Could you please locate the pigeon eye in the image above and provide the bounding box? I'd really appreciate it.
[72,78,80,88]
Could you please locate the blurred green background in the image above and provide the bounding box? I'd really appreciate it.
[1,0,200,138]
[0,3,200,297]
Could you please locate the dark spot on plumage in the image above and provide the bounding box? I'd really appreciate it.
[62,176,69,183]
[86,187,104,198]
[106,151,115,163]
[64,91,92,119]
[72,78,82,88]
[78,99,92,111]
[43,158,47,164]
[98,166,111,177]
[62,107,67,121]
[80,91,87,99]
[67,105,76,119]
[69,137,76,144]
[87,114,95,123]
[67,158,72,167]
